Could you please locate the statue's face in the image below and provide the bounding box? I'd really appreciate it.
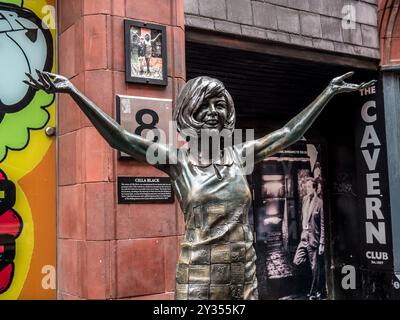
[193,96,228,131]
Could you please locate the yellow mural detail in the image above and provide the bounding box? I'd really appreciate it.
[0,0,56,299]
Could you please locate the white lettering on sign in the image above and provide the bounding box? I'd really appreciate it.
[135,178,160,183]
[362,149,380,171]
[360,85,376,97]
[366,251,388,260]
[366,198,384,220]
[366,173,380,195]
[361,101,377,123]
[361,125,381,148]
[360,97,387,251]
[366,222,386,244]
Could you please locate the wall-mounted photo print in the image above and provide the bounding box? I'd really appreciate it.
[253,141,328,300]
[124,20,167,86]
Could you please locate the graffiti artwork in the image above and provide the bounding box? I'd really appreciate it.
[0,0,56,299]
[0,169,23,293]
[0,0,54,161]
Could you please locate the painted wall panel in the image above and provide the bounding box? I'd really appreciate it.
[0,0,56,299]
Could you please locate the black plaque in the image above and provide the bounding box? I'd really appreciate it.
[117,176,174,204]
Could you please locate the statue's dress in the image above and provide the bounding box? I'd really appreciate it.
[173,147,258,300]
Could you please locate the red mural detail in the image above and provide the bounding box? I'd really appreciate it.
[0,169,22,294]
[0,263,14,293]
[0,209,22,238]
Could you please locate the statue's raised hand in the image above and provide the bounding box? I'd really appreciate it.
[329,71,376,94]
[24,70,73,94]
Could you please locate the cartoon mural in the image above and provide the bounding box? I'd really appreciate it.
[0,0,56,299]
[0,169,23,294]
[0,0,54,160]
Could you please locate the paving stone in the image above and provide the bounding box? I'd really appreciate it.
[300,12,322,38]
[321,16,343,42]
[185,14,215,30]
[288,0,310,11]
[312,38,335,51]
[290,34,314,47]
[309,0,345,17]
[199,0,226,19]
[361,24,379,48]
[265,0,288,5]
[215,20,242,34]
[184,0,199,14]
[342,22,363,46]
[227,0,253,24]
[276,6,300,33]
[252,1,278,29]
[266,29,291,43]
[356,1,378,26]
[241,25,267,39]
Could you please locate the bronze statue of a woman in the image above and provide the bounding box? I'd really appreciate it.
[25,70,374,300]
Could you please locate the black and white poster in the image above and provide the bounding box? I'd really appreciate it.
[253,141,328,300]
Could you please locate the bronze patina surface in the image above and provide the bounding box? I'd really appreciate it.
[25,70,375,299]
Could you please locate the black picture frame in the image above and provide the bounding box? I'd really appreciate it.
[124,19,168,86]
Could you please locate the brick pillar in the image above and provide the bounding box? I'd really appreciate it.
[57,0,186,300]
[378,0,400,65]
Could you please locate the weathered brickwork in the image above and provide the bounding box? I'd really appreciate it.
[184,0,380,59]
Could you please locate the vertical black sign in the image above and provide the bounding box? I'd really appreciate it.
[355,78,393,271]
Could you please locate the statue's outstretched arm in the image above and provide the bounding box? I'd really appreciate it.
[24,71,177,173]
[241,72,376,164]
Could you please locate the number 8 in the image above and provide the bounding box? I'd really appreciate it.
[135,108,160,142]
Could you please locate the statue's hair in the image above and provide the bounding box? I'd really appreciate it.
[173,76,235,136]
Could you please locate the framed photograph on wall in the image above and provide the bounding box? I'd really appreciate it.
[124,19,168,86]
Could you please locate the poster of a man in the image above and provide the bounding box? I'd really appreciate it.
[254,141,328,300]
[293,177,326,300]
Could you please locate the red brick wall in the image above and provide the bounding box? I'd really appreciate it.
[57,0,186,300]
[378,0,400,65]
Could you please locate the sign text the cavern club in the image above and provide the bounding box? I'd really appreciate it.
[358,84,393,269]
